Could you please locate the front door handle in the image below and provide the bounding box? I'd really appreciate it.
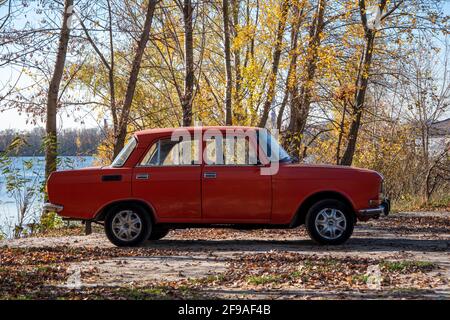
[204,172,217,179]
[136,173,149,180]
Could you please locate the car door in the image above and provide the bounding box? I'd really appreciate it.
[201,133,271,222]
[132,136,202,220]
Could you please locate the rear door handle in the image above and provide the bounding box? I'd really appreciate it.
[136,173,149,180]
[204,172,217,179]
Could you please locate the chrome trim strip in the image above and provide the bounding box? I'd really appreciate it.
[358,206,385,216]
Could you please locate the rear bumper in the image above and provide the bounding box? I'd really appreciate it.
[358,199,391,218]
[42,203,64,214]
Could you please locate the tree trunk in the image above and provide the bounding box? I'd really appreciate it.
[340,0,387,166]
[223,0,233,125]
[113,0,158,157]
[84,221,92,235]
[277,86,290,130]
[107,0,117,133]
[257,0,289,128]
[277,3,303,130]
[339,36,375,166]
[335,102,348,164]
[45,0,73,180]
[232,0,242,123]
[288,0,326,145]
[182,0,194,127]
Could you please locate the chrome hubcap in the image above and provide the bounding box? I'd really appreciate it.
[112,210,142,241]
[315,208,347,240]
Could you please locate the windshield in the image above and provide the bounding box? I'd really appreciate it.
[258,129,292,163]
[111,137,137,167]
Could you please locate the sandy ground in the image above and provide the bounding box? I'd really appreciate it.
[1,211,449,299]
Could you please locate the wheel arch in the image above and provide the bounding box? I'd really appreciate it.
[94,199,157,223]
[290,190,356,228]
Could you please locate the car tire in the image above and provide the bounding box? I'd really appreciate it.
[104,204,152,247]
[305,199,354,245]
[148,227,170,241]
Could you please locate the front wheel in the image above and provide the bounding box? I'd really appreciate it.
[104,204,152,247]
[305,199,354,245]
[148,227,170,240]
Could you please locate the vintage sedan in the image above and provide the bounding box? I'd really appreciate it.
[44,126,390,246]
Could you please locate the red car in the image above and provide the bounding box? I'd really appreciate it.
[44,126,390,246]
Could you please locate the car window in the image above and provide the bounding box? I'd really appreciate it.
[140,138,199,166]
[111,137,136,167]
[257,129,292,163]
[205,136,257,165]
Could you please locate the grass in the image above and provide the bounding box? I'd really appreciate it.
[351,274,370,284]
[289,270,303,278]
[35,265,55,272]
[289,269,310,283]
[392,194,450,213]
[380,260,435,273]
[302,258,339,272]
[423,196,450,210]
[247,274,282,285]
[188,274,226,286]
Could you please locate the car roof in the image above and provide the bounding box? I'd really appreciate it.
[134,126,261,142]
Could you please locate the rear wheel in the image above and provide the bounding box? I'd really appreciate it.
[305,199,354,245]
[104,204,152,247]
[148,227,170,240]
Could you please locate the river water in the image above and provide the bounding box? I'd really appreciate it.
[0,156,94,236]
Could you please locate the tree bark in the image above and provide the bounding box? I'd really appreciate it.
[277,3,303,130]
[335,102,348,164]
[340,0,387,166]
[107,0,117,133]
[257,0,289,128]
[113,0,158,157]
[288,0,326,150]
[339,34,375,166]
[45,0,73,180]
[231,0,242,123]
[182,0,194,127]
[223,0,233,125]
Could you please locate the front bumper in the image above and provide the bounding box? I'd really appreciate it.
[358,199,391,217]
[42,203,64,214]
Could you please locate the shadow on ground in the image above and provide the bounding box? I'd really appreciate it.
[142,237,449,253]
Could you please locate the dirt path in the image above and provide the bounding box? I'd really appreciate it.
[1,211,449,299]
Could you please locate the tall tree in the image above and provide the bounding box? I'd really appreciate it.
[113,0,159,157]
[231,0,242,123]
[340,0,389,165]
[181,0,194,126]
[45,0,74,180]
[277,1,304,130]
[258,0,290,128]
[223,0,233,125]
[287,0,326,157]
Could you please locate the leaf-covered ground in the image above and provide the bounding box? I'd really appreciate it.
[0,211,449,300]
